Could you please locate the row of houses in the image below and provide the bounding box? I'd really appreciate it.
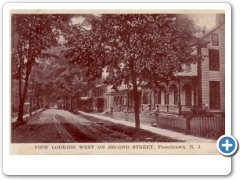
[87,14,225,118]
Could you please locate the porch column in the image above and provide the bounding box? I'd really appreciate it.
[166,87,169,113]
[178,80,182,115]
[124,95,127,109]
[126,92,129,112]
[197,46,202,109]
[113,96,116,110]
[148,89,151,105]
[193,80,197,106]
[141,89,144,110]
[109,95,112,111]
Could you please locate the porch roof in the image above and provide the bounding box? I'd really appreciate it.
[105,88,141,96]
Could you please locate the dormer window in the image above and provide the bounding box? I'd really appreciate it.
[182,64,191,72]
[212,34,219,46]
[184,64,191,72]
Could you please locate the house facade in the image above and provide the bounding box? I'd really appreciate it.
[104,64,198,116]
[199,14,225,113]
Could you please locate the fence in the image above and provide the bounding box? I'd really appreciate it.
[191,116,225,133]
[113,111,156,124]
[156,114,187,131]
[156,114,225,134]
[112,106,225,136]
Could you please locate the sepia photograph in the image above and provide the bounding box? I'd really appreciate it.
[10,9,225,155]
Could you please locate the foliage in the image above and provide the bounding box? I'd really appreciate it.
[30,47,91,110]
[63,14,203,129]
[64,14,202,88]
[11,14,72,122]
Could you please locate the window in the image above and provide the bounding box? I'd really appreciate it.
[174,88,178,105]
[158,93,161,104]
[209,49,220,71]
[155,92,161,104]
[142,92,148,104]
[212,34,219,46]
[164,90,167,105]
[184,64,191,72]
[185,85,192,106]
[209,81,221,109]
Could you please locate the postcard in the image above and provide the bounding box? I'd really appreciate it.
[3,2,232,175]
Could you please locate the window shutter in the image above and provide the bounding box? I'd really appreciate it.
[209,49,220,71]
[210,81,221,109]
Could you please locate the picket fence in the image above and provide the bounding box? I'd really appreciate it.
[190,116,225,133]
[156,114,225,134]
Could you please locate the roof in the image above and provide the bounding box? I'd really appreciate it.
[95,84,105,88]
[196,22,225,39]
[105,87,142,96]
[80,97,90,100]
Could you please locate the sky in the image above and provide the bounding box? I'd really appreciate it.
[196,14,216,29]
[71,13,217,30]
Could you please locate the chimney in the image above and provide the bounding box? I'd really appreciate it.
[216,14,225,26]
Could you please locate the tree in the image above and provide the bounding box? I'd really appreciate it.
[31,46,92,111]
[63,14,202,129]
[11,14,70,122]
[53,61,89,111]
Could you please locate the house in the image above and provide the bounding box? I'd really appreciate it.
[82,84,107,112]
[104,63,197,118]
[92,14,225,121]
[198,14,225,114]
[92,84,107,112]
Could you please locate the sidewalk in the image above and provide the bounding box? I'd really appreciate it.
[79,111,216,143]
[11,109,43,122]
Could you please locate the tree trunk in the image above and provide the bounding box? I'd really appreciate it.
[70,95,73,111]
[17,57,31,121]
[29,103,32,116]
[43,95,46,110]
[76,96,78,111]
[17,62,31,122]
[37,95,40,108]
[63,98,66,109]
[76,92,79,111]
[30,66,35,116]
[17,98,24,123]
[69,95,71,110]
[132,82,140,129]
[130,61,141,129]
[17,57,24,123]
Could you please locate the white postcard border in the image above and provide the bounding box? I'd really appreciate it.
[3,2,231,175]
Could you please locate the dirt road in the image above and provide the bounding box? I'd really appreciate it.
[11,109,180,143]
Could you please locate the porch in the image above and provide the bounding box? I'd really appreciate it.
[108,77,198,116]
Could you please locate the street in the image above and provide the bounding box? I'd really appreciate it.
[11,109,179,143]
